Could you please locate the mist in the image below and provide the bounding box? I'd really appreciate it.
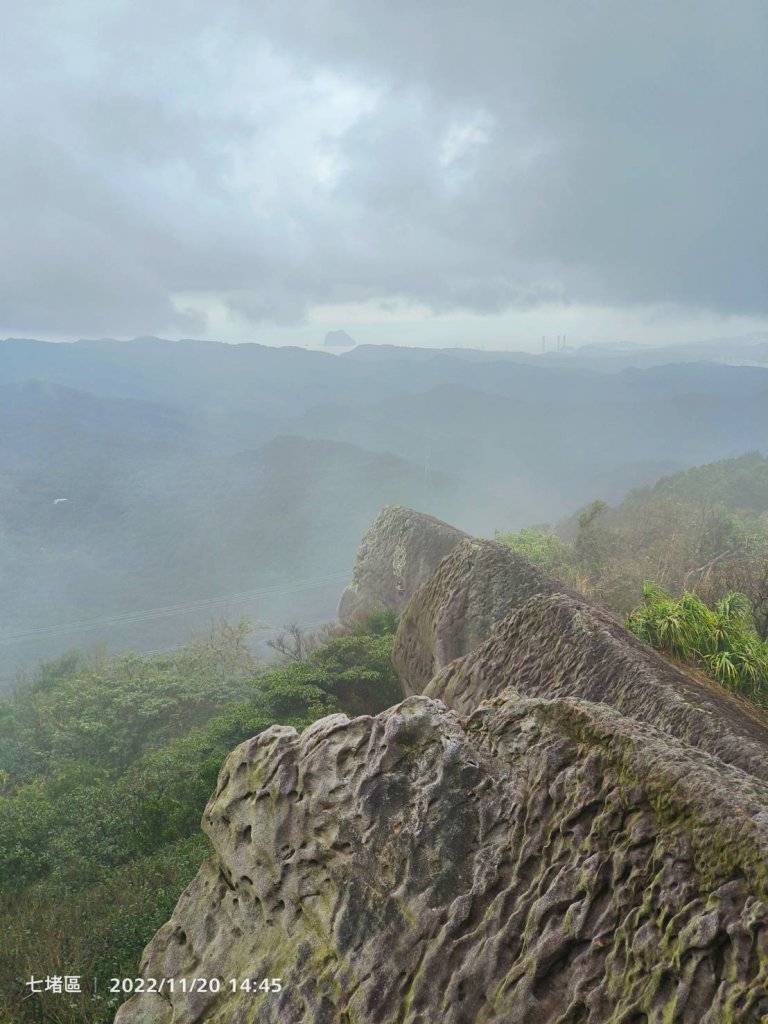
[1,334,768,684]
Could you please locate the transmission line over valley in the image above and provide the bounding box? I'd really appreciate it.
[0,570,353,647]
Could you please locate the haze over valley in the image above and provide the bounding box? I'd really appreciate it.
[2,333,767,683]
[1,0,765,685]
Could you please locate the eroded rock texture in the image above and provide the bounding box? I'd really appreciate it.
[116,509,768,1023]
[424,591,768,785]
[115,694,768,1024]
[337,506,467,627]
[393,537,577,696]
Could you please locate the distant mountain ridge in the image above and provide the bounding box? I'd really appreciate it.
[1,336,767,682]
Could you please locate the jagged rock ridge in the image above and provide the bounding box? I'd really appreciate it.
[115,508,768,1024]
[337,505,468,627]
[393,535,580,695]
[423,589,768,783]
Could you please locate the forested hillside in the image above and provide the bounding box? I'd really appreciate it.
[499,452,768,700]
[498,451,768,643]
[0,614,399,1024]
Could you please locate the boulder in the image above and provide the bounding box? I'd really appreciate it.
[115,692,768,1024]
[393,537,578,695]
[337,506,467,627]
[423,590,768,784]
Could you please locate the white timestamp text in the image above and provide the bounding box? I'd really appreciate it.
[109,977,283,994]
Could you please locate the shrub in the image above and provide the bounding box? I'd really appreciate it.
[627,584,768,705]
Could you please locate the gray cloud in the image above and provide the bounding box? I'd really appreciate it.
[1,0,765,337]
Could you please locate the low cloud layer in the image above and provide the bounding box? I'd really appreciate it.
[1,0,765,341]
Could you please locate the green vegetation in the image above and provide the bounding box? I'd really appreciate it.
[498,453,768,701]
[650,451,768,511]
[492,526,575,573]
[0,615,400,1024]
[627,585,768,706]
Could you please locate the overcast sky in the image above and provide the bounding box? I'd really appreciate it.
[1,0,766,349]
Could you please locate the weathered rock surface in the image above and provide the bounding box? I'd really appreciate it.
[337,506,467,627]
[115,509,768,1024]
[115,693,768,1024]
[424,590,768,785]
[393,537,579,696]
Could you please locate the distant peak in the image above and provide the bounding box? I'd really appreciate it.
[324,329,357,348]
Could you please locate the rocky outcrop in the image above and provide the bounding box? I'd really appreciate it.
[115,509,768,1024]
[115,692,768,1024]
[393,537,579,695]
[383,513,768,784]
[424,590,768,784]
[337,506,467,626]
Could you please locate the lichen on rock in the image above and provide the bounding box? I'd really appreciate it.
[115,692,768,1024]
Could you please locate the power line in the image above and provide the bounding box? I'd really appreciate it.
[0,572,351,645]
[0,571,352,646]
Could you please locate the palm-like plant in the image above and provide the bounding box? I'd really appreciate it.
[627,583,768,707]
